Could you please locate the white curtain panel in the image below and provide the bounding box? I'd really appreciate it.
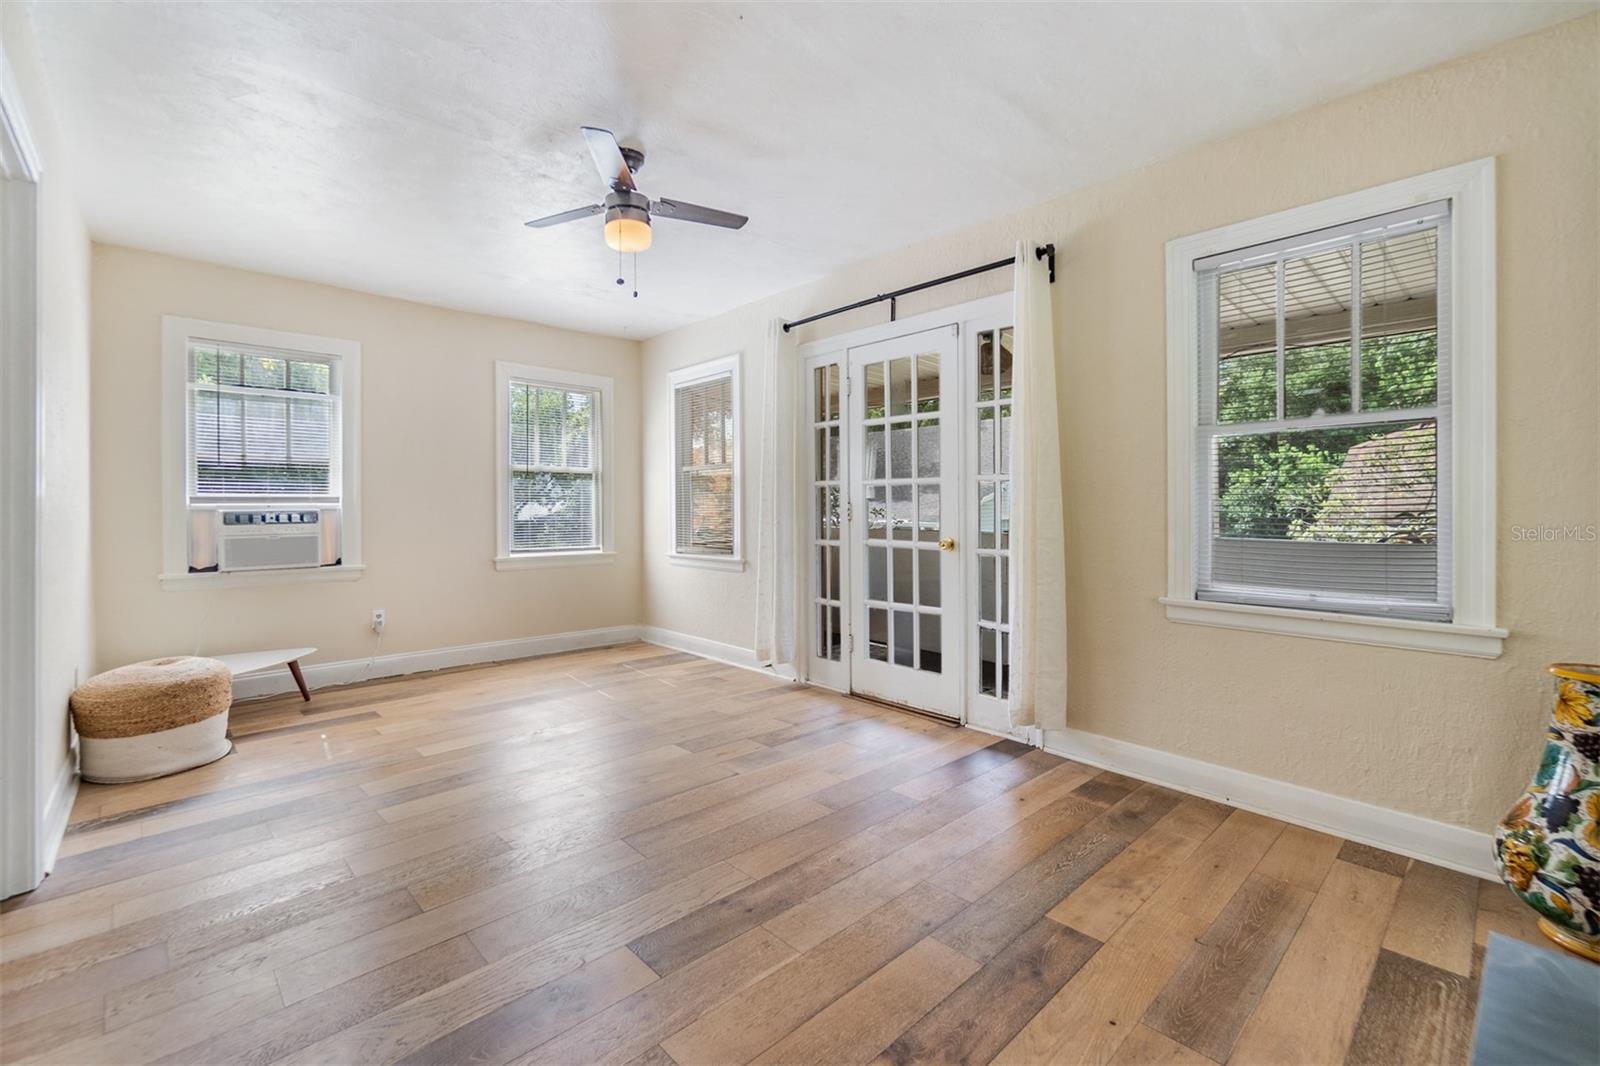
[1008,242,1069,728]
[754,317,800,668]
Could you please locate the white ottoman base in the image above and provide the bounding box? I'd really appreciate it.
[79,713,233,784]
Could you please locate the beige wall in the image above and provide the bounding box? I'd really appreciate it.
[2,7,95,831]
[641,14,1600,832]
[91,246,643,670]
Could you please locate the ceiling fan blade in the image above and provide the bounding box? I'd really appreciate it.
[651,198,748,230]
[524,203,604,228]
[580,126,636,192]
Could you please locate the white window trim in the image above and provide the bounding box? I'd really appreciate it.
[1163,158,1505,658]
[667,352,743,568]
[494,360,614,569]
[160,316,362,591]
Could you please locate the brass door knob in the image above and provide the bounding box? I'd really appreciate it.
[938,537,957,552]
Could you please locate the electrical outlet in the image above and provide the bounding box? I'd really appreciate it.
[370,608,386,634]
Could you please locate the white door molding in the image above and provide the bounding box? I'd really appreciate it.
[0,45,49,898]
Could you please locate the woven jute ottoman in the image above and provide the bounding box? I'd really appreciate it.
[70,657,233,783]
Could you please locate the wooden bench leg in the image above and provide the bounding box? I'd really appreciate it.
[288,659,311,703]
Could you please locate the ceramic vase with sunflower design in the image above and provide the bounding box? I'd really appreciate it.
[1494,663,1600,962]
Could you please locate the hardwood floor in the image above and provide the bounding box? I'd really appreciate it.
[0,643,1554,1065]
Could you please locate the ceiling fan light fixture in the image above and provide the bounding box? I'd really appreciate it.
[604,206,652,253]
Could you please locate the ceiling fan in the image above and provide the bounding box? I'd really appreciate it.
[525,127,748,254]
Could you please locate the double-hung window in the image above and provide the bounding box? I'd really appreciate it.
[1198,204,1450,618]
[161,317,362,587]
[189,345,340,498]
[1165,161,1503,657]
[669,355,741,567]
[494,362,614,568]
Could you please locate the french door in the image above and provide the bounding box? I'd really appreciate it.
[805,295,1014,726]
[847,328,961,717]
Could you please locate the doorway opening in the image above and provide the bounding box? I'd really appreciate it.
[802,294,1015,727]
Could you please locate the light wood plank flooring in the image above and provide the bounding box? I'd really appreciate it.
[0,643,1554,1065]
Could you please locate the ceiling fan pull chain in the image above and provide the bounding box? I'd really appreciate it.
[633,253,639,299]
[616,245,624,288]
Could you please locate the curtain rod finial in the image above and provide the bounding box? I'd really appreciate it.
[1035,243,1056,284]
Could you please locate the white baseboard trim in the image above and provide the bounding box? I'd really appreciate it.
[638,626,800,683]
[965,720,1036,745]
[1041,725,1498,881]
[39,752,76,878]
[230,625,645,700]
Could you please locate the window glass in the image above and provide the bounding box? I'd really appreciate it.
[1195,204,1449,621]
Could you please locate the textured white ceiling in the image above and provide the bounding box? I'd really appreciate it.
[26,1,1590,338]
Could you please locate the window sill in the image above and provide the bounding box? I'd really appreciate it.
[1160,597,1506,658]
[495,551,615,571]
[668,553,745,573]
[160,565,365,591]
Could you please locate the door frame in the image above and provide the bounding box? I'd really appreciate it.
[797,292,1014,724]
[0,46,48,898]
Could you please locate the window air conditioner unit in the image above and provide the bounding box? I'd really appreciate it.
[216,509,323,572]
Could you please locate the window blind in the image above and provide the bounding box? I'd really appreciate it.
[188,342,338,497]
[1194,201,1451,620]
[674,373,735,555]
[508,381,599,552]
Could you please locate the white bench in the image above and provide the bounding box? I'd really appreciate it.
[213,647,318,702]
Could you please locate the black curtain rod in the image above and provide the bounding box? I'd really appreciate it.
[781,243,1055,333]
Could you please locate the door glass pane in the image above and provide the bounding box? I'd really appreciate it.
[826,364,840,420]
[889,357,913,416]
[915,354,940,413]
[825,426,840,479]
[864,363,886,413]
[814,367,827,421]
[917,484,940,543]
[892,547,914,604]
[890,424,912,478]
[865,425,886,480]
[978,407,995,475]
[999,405,1012,475]
[998,328,1014,399]
[828,605,841,660]
[866,486,887,533]
[979,556,996,622]
[817,487,836,538]
[998,630,1010,699]
[816,545,829,599]
[1000,555,1010,623]
[891,484,913,540]
[919,613,942,673]
[916,419,940,477]
[979,628,997,695]
[918,549,941,607]
[893,611,914,667]
[997,481,1010,549]
[978,330,995,403]
[867,545,887,601]
[868,608,888,661]
[977,483,995,549]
